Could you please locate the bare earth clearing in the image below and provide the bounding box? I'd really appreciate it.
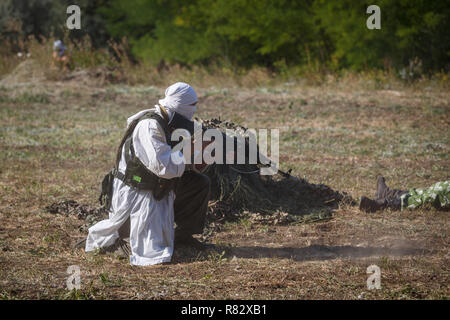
[0,65,449,299]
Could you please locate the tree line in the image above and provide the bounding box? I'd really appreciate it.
[1,0,449,73]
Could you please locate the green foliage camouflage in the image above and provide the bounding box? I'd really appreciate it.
[1,0,449,72]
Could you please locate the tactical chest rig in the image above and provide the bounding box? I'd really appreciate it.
[99,108,177,210]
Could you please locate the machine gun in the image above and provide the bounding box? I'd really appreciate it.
[168,112,309,183]
[168,112,291,177]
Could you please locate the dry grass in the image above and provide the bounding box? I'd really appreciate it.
[2,34,449,90]
[0,66,449,299]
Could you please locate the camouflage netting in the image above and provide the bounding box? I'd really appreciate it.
[198,118,354,226]
[45,118,354,230]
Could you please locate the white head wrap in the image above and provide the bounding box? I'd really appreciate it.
[126,82,198,127]
[53,40,64,51]
[158,82,198,120]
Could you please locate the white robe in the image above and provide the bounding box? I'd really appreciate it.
[85,105,186,266]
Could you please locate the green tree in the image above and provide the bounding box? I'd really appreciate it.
[0,0,109,47]
[100,0,324,67]
[313,0,450,72]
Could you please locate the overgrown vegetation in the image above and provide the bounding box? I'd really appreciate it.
[1,0,449,85]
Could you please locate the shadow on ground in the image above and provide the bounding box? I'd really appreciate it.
[171,243,432,264]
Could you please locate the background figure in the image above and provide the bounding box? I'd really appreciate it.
[360,177,450,213]
[52,40,69,70]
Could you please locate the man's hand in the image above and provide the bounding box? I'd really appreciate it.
[188,138,213,173]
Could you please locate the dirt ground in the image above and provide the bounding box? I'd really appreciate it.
[0,63,449,299]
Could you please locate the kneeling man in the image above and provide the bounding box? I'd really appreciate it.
[84,82,210,266]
